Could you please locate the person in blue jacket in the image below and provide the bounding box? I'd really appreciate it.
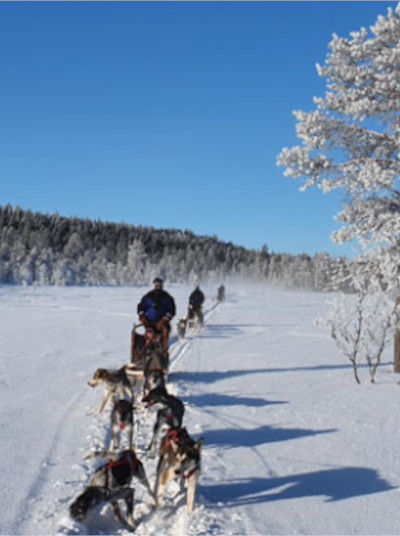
[137,277,176,357]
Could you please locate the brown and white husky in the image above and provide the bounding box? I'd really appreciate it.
[154,427,203,511]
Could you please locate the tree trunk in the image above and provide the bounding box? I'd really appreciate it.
[394,330,400,373]
[394,298,400,373]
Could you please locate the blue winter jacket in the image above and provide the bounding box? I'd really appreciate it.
[137,289,176,324]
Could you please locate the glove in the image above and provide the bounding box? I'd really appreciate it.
[156,317,169,331]
[139,314,151,327]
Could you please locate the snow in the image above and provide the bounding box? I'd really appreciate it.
[1,283,400,535]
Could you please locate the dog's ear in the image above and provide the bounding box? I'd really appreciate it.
[195,438,204,451]
[95,368,108,379]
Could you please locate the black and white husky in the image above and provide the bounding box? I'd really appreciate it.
[144,368,165,397]
[142,386,185,455]
[70,449,153,532]
[110,399,134,450]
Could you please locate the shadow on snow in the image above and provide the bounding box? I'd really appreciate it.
[204,424,336,449]
[200,467,396,506]
[183,392,287,408]
[172,362,392,384]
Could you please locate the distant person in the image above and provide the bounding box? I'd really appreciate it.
[137,277,176,358]
[188,285,205,326]
[217,284,225,302]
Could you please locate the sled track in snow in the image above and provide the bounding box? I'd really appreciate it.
[168,301,220,373]
[10,389,88,535]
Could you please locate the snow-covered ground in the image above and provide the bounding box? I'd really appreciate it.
[1,283,400,535]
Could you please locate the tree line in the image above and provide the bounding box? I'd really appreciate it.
[0,204,345,289]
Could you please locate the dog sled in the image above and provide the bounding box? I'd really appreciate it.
[177,305,204,339]
[126,323,168,380]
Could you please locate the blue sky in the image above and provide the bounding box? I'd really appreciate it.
[0,1,396,256]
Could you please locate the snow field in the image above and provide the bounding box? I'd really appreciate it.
[2,284,400,535]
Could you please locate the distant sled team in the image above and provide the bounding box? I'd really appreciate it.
[69,279,224,531]
[177,285,205,338]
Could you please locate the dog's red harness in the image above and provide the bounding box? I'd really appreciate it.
[162,427,193,450]
[163,428,181,449]
[105,452,138,488]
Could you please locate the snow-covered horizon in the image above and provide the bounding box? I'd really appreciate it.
[1,283,399,535]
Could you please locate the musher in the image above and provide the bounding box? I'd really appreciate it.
[188,285,205,326]
[217,284,225,302]
[137,277,176,361]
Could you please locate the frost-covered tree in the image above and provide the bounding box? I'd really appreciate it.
[63,232,85,258]
[278,4,400,248]
[126,238,147,284]
[278,3,400,376]
[317,248,400,383]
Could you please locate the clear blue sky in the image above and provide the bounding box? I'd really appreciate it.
[0,1,396,256]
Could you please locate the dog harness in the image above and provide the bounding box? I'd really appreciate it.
[162,427,193,450]
[105,452,139,488]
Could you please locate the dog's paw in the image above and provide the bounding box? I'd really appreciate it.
[148,494,157,508]
[57,515,86,535]
[126,516,136,532]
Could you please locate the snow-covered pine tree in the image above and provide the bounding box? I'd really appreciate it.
[278,3,400,373]
[278,4,400,248]
[126,238,147,284]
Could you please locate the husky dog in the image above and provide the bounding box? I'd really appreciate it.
[187,304,204,330]
[130,326,147,362]
[143,348,166,396]
[70,449,154,532]
[88,366,133,414]
[142,387,184,455]
[110,399,134,451]
[177,318,187,339]
[144,368,165,397]
[155,428,203,511]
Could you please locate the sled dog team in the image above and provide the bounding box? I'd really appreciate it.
[69,280,211,532]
